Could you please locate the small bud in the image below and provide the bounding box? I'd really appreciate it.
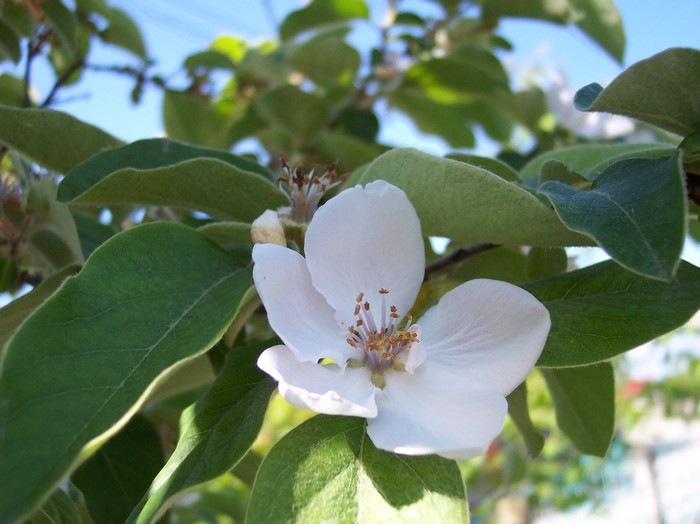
[251,210,286,246]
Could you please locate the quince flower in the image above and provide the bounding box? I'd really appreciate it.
[253,181,550,459]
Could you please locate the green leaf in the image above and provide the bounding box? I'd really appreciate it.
[574,48,700,136]
[72,415,164,524]
[0,18,21,63]
[58,139,285,222]
[0,105,123,174]
[0,256,17,292]
[571,0,625,63]
[197,221,252,245]
[280,0,369,41]
[540,155,686,280]
[0,222,253,523]
[482,0,572,24]
[25,489,83,524]
[247,415,468,523]
[100,7,147,59]
[0,73,25,106]
[73,214,117,258]
[286,38,360,85]
[184,50,236,72]
[527,247,567,281]
[256,85,331,143]
[0,265,79,353]
[541,363,615,456]
[538,160,590,188]
[359,148,590,246]
[523,260,700,367]
[129,340,276,524]
[446,153,520,182]
[42,0,78,54]
[316,131,390,172]
[519,142,672,183]
[507,382,545,458]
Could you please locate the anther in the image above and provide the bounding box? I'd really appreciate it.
[379,288,389,294]
[356,292,364,303]
[364,301,370,311]
[354,304,361,316]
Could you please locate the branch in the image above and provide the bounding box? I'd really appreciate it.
[40,56,85,108]
[424,242,499,280]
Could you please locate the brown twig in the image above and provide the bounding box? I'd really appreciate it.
[40,56,85,108]
[424,242,499,280]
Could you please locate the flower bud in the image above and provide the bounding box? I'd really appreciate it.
[251,209,286,246]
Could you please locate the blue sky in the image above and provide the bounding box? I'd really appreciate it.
[16,0,700,151]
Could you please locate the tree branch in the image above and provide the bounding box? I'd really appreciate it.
[424,242,499,280]
[40,56,85,108]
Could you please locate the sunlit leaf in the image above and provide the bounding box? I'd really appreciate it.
[280,0,369,41]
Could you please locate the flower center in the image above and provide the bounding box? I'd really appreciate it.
[345,289,420,388]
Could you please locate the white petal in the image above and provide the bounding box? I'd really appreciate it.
[368,363,507,459]
[305,181,425,330]
[418,279,550,396]
[258,345,378,417]
[252,244,352,364]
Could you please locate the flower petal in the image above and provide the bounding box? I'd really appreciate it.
[305,181,425,330]
[368,363,507,459]
[258,345,378,417]
[418,279,550,396]
[252,243,352,364]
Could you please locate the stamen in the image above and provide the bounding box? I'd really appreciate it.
[356,292,364,303]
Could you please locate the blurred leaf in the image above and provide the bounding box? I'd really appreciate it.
[360,148,590,246]
[210,35,247,63]
[0,264,80,352]
[541,363,615,456]
[280,0,369,41]
[129,340,276,524]
[507,382,545,458]
[520,142,673,183]
[2,0,37,37]
[316,131,390,172]
[162,90,233,148]
[0,18,21,63]
[539,160,590,188]
[26,179,84,269]
[575,48,700,136]
[247,415,468,523]
[58,138,284,222]
[0,256,17,292]
[446,153,520,182]
[72,415,164,524]
[72,213,117,258]
[572,0,625,63]
[184,50,236,72]
[390,90,475,148]
[256,85,330,143]
[25,489,83,524]
[527,247,567,281]
[0,223,252,523]
[100,7,147,59]
[286,38,360,85]
[540,155,686,280]
[482,0,572,24]
[0,105,123,173]
[336,107,379,142]
[524,260,700,367]
[0,73,25,106]
[197,221,252,245]
[42,0,78,54]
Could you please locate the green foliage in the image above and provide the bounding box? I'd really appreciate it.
[279,0,370,41]
[575,48,700,136]
[507,382,545,458]
[248,416,468,523]
[0,223,253,523]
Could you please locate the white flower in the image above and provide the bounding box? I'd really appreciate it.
[253,181,550,459]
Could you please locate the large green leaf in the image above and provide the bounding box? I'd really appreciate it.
[57,139,285,222]
[0,223,253,523]
[541,363,615,456]
[72,415,164,524]
[359,148,590,246]
[0,265,80,353]
[247,415,468,523]
[0,18,21,63]
[129,340,276,524]
[523,260,700,367]
[540,155,686,280]
[25,489,84,524]
[99,7,147,59]
[42,0,78,54]
[575,48,700,136]
[280,0,369,41]
[286,38,360,86]
[255,85,331,143]
[0,105,123,173]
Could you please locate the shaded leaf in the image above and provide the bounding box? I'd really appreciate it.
[286,38,360,85]
[25,489,83,524]
[0,18,21,63]
[0,105,123,174]
[256,85,331,143]
[72,415,164,524]
[523,260,700,367]
[0,223,253,523]
[128,340,276,524]
[247,415,468,523]
[540,155,686,280]
[446,153,520,182]
[100,7,147,59]
[58,139,284,222]
[280,0,369,41]
[570,0,625,63]
[527,247,567,281]
[541,363,615,456]
[42,0,78,54]
[72,214,117,258]
[359,148,590,246]
[198,221,252,245]
[574,48,700,136]
[507,382,545,458]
